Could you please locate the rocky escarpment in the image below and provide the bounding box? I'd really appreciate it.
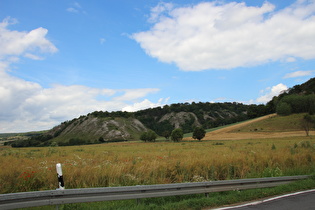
[50,115,147,143]
[159,112,201,128]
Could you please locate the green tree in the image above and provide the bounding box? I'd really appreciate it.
[192,127,206,141]
[98,137,105,143]
[140,132,148,142]
[140,130,158,142]
[276,102,292,116]
[162,130,171,140]
[147,130,158,142]
[171,128,183,142]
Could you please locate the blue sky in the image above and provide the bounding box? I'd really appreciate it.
[1,0,315,132]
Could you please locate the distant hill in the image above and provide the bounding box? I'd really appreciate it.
[8,102,263,147]
[6,77,315,147]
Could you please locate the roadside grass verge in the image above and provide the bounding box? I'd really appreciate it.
[25,176,315,210]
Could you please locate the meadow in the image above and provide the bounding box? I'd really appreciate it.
[0,136,314,194]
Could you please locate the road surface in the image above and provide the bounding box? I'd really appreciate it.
[213,189,315,210]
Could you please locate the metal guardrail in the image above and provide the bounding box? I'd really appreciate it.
[0,175,310,209]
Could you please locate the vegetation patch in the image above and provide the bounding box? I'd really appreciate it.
[1,136,315,194]
[234,113,313,132]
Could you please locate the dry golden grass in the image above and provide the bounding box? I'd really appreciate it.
[184,114,315,141]
[1,135,315,194]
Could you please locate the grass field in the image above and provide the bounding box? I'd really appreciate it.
[0,135,314,194]
[0,114,314,209]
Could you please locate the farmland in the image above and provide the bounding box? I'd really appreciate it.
[0,138,314,194]
[0,117,315,195]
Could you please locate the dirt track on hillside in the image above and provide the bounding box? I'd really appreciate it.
[185,114,314,140]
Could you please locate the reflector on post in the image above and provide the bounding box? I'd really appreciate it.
[56,163,65,190]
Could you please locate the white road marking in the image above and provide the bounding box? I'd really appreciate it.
[212,189,315,210]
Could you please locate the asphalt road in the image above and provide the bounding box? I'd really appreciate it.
[213,189,315,210]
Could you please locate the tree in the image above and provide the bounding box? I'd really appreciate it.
[276,102,292,116]
[162,130,171,140]
[147,130,158,142]
[301,114,315,136]
[140,130,158,142]
[171,128,183,142]
[192,127,206,141]
[140,132,148,142]
[98,137,105,143]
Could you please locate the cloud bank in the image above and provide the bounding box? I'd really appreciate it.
[284,70,315,78]
[133,0,315,71]
[0,17,165,132]
[256,83,288,103]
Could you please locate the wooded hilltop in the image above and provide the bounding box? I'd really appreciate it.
[6,77,315,147]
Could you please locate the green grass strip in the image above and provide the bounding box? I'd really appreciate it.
[26,176,315,210]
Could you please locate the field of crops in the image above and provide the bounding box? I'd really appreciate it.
[1,135,314,194]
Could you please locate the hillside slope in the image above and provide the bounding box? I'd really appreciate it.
[50,116,148,144]
[185,113,315,140]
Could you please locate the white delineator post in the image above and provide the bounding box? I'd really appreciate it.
[56,163,65,190]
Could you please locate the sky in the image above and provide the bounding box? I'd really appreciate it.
[0,0,315,133]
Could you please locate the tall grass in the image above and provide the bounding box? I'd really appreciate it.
[0,136,314,194]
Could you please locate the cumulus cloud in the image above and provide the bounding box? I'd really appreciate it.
[148,2,174,23]
[122,98,170,112]
[284,70,315,78]
[0,17,163,132]
[0,17,57,64]
[133,0,315,71]
[0,70,162,132]
[256,83,288,103]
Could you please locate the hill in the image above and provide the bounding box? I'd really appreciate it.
[50,115,148,144]
[184,113,314,141]
[7,102,262,147]
[6,77,315,147]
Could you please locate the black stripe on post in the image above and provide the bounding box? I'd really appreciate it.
[56,163,65,190]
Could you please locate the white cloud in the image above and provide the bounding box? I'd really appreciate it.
[0,17,57,61]
[133,1,315,71]
[0,18,163,132]
[284,70,315,78]
[66,2,86,14]
[24,53,44,60]
[256,83,288,103]
[100,38,106,45]
[122,98,169,112]
[66,8,79,13]
[113,88,159,101]
[148,2,174,23]
[0,69,162,132]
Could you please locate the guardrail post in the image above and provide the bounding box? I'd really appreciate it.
[56,163,65,190]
